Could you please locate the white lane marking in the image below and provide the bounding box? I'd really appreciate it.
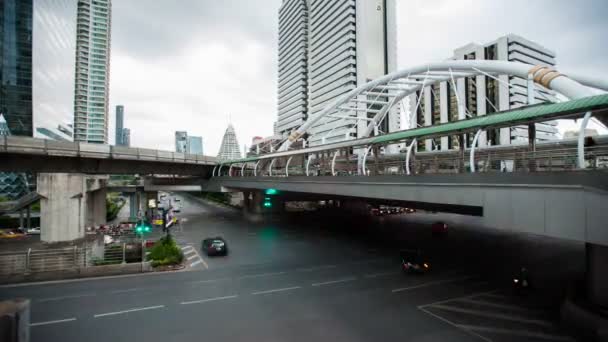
[181,246,193,250]
[30,318,77,327]
[187,254,198,260]
[183,249,196,255]
[252,286,302,295]
[181,295,238,305]
[238,271,287,279]
[418,306,492,342]
[190,259,203,267]
[312,277,357,287]
[429,304,556,327]
[188,277,229,285]
[94,305,165,318]
[459,325,576,342]
[110,288,142,294]
[295,265,337,272]
[38,293,96,302]
[419,289,498,308]
[364,271,399,278]
[392,276,473,293]
[459,298,546,314]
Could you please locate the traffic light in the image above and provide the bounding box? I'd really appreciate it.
[265,188,278,196]
[263,197,272,208]
[135,221,152,234]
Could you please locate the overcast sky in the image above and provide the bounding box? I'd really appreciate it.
[107,0,608,154]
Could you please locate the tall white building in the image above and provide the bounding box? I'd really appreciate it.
[411,34,558,152]
[217,124,242,160]
[73,0,112,144]
[276,0,309,139]
[276,0,399,147]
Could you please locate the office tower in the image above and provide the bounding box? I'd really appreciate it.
[115,105,123,145]
[175,131,188,153]
[1,0,33,137]
[121,127,130,147]
[276,0,399,147]
[73,0,112,144]
[411,34,558,152]
[187,135,203,155]
[217,124,241,160]
[276,0,309,140]
[33,0,77,137]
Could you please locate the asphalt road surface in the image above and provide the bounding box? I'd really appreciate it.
[0,194,583,342]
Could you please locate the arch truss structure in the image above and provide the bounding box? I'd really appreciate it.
[280,60,607,159]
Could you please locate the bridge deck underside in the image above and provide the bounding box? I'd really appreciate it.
[207,171,608,246]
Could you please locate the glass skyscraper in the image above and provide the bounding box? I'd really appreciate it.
[33,0,76,138]
[1,0,33,137]
[187,135,203,155]
[73,0,112,144]
[115,105,123,145]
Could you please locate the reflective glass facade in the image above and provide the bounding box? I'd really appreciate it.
[1,0,33,137]
[33,0,76,138]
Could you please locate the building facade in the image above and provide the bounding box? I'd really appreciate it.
[115,105,123,145]
[276,0,399,147]
[217,124,241,160]
[36,124,73,142]
[1,0,33,137]
[121,127,130,147]
[73,0,112,144]
[187,135,203,155]
[411,34,558,152]
[276,0,309,139]
[33,0,76,138]
[0,114,29,199]
[175,131,188,153]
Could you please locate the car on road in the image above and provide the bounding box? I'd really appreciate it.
[202,237,228,256]
[400,249,430,274]
[431,221,449,236]
[26,227,41,235]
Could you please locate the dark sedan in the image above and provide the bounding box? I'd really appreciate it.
[202,237,228,256]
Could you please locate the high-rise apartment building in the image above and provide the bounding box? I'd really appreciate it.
[411,34,558,152]
[121,127,130,147]
[115,105,123,145]
[33,0,77,137]
[187,135,203,155]
[175,131,188,153]
[1,0,33,137]
[73,0,112,144]
[276,0,398,147]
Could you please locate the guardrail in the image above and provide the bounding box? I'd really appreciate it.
[0,242,144,277]
[0,136,218,165]
[216,142,608,178]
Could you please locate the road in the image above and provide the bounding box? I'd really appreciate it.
[0,194,582,342]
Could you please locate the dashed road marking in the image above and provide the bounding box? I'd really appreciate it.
[181,295,238,305]
[30,318,77,327]
[364,271,399,278]
[110,288,142,294]
[312,277,357,287]
[392,276,473,293]
[38,293,96,302]
[252,286,301,295]
[187,254,198,261]
[94,305,165,318]
[238,271,287,279]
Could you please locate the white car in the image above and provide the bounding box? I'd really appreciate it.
[26,227,41,235]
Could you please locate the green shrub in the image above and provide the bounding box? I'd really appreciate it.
[148,235,183,267]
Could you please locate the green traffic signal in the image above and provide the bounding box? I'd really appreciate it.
[265,188,278,195]
[263,201,272,208]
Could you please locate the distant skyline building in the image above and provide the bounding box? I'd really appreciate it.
[115,105,124,145]
[276,0,399,146]
[175,131,188,153]
[187,135,203,155]
[411,34,558,152]
[33,0,77,138]
[73,0,112,144]
[1,0,33,137]
[217,124,241,160]
[121,127,130,147]
[0,114,29,199]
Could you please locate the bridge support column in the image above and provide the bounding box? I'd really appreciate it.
[38,173,87,242]
[129,193,138,221]
[86,188,107,228]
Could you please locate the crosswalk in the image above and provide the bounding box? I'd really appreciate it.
[419,290,577,342]
[180,244,208,269]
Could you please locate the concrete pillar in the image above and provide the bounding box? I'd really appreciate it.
[528,123,537,171]
[19,210,23,229]
[38,173,87,242]
[26,206,31,229]
[129,193,138,221]
[86,188,107,227]
[586,243,608,309]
